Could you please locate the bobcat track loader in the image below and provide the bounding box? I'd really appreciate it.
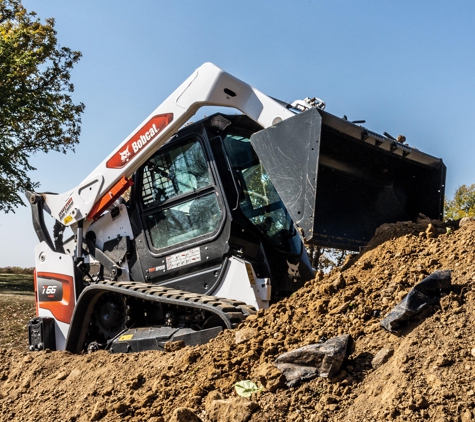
[26,63,446,353]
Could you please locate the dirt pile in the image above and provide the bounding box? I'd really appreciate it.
[2,219,475,422]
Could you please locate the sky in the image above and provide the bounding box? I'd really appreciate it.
[2,0,475,267]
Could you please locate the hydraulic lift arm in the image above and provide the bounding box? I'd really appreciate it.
[28,62,445,253]
[39,62,297,230]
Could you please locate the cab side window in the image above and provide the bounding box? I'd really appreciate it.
[141,139,222,250]
[223,134,302,254]
[142,140,212,207]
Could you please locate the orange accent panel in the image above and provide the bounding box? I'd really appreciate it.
[87,176,134,221]
[34,269,39,316]
[37,272,75,324]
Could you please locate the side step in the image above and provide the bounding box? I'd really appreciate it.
[109,326,222,353]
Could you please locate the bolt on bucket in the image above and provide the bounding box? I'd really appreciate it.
[250,108,446,250]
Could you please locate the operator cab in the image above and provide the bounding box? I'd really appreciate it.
[127,113,314,306]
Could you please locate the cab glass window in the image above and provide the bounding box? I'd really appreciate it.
[145,193,221,249]
[142,140,212,207]
[141,139,222,250]
[223,134,302,254]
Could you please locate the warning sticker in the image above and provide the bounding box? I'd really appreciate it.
[119,334,133,341]
[166,247,201,270]
[245,263,256,285]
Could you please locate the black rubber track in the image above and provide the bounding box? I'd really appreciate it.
[65,280,256,353]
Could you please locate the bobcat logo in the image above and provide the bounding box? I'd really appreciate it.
[286,260,301,283]
[119,146,131,163]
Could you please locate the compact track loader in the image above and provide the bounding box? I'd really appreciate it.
[26,63,446,353]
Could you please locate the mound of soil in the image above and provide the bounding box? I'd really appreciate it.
[2,219,475,422]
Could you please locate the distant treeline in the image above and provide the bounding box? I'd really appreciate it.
[0,267,34,275]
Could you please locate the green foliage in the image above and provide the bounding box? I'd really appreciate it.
[444,184,475,220]
[0,0,84,212]
[234,380,263,397]
[0,266,34,274]
[307,245,352,272]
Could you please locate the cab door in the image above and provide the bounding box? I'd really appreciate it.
[134,134,229,293]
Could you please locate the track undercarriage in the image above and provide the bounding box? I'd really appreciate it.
[67,280,256,353]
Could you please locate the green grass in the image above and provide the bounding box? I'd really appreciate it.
[0,273,34,295]
[0,274,35,350]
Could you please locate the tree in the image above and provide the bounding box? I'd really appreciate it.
[444,184,475,220]
[0,0,84,212]
[306,245,352,272]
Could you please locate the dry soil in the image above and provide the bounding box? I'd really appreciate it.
[1,218,475,421]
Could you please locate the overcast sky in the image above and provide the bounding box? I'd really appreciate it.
[2,0,475,267]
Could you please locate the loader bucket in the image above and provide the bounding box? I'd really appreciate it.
[250,108,446,251]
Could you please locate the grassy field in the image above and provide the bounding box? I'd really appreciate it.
[0,273,34,294]
[0,273,35,351]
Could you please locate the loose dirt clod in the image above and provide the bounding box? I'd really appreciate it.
[2,219,475,421]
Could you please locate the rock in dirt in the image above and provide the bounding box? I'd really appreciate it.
[169,407,202,422]
[164,340,186,352]
[274,334,354,386]
[235,327,257,344]
[371,347,394,369]
[459,216,475,227]
[90,401,107,421]
[206,396,259,422]
[332,274,346,290]
[380,269,452,332]
[55,371,69,380]
[255,362,285,392]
